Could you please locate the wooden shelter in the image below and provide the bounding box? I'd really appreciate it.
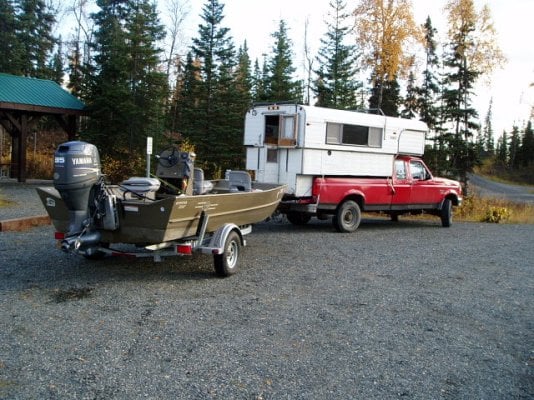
[0,73,86,182]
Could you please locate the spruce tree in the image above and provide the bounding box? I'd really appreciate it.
[168,52,203,141]
[0,0,24,74]
[84,0,167,178]
[482,99,495,154]
[124,0,167,150]
[417,17,440,129]
[496,130,508,166]
[263,19,300,102]
[400,70,418,119]
[518,121,534,167]
[369,78,401,117]
[441,0,504,183]
[509,125,521,169]
[16,0,57,78]
[251,58,267,102]
[186,0,242,171]
[313,0,361,110]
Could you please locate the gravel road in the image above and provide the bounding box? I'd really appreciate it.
[1,188,532,400]
[468,173,534,204]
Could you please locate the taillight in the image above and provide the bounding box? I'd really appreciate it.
[176,244,192,255]
[55,232,65,240]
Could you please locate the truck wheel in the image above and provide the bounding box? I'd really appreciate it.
[440,198,452,227]
[214,231,241,277]
[333,200,361,233]
[286,212,311,225]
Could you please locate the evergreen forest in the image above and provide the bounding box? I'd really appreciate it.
[0,0,532,184]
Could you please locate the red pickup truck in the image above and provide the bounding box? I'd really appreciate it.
[279,155,463,232]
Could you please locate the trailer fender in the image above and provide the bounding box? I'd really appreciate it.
[201,224,249,255]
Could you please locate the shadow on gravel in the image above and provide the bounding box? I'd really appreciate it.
[0,246,227,294]
[255,216,444,234]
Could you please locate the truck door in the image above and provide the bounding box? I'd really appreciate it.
[408,159,434,206]
[391,159,411,207]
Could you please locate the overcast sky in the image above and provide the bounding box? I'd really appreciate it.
[176,0,533,137]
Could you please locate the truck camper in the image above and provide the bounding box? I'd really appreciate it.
[244,103,462,232]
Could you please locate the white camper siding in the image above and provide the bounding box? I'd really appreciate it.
[301,149,394,177]
[243,104,428,192]
[245,147,259,171]
[295,175,313,197]
[397,129,426,155]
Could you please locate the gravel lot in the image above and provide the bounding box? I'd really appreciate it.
[0,182,533,399]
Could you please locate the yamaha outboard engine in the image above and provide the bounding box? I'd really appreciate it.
[53,141,102,250]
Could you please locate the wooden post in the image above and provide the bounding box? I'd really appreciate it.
[17,115,27,182]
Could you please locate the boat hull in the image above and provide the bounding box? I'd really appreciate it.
[37,182,286,244]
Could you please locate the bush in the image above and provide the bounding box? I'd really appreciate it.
[102,152,146,184]
[481,207,511,223]
[26,152,54,179]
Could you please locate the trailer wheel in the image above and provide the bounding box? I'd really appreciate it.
[440,198,453,227]
[333,200,361,233]
[286,212,311,225]
[214,230,241,277]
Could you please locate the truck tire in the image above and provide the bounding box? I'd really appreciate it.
[333,200,361,233]
[440,198,452,227]
[214,230,241,277]
[286,212,311,225]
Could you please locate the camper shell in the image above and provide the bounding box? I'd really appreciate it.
[244,103,428,196]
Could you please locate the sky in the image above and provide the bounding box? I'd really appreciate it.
[174,0,534,137]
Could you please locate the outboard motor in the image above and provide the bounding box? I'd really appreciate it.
[53,141,102,250]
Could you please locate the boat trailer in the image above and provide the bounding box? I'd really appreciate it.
[56,210,250,277]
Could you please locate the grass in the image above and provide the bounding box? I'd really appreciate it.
[0,190,13,208]
[455,192,534,224]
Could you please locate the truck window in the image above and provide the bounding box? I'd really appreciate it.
[326,122,382,148]
[264,114,297,147]
[409,160,428,180]
[395,160,406,179]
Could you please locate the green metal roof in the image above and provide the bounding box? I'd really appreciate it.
[0,73,85,112]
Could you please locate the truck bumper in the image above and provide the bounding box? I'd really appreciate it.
[279,196,318,214]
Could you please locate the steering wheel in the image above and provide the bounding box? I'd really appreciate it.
[157,147,179,168]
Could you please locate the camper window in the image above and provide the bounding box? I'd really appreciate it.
[264,114,297,147]
[267,149,277,163]
[326,122,382,148]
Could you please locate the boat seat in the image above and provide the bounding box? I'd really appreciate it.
[228,170,251,192]
[193,168,214,195]
[120,177,161,200]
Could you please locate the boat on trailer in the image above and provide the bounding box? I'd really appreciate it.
[37,141,286,276]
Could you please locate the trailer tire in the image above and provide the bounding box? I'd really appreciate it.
[286,212,311,225]
[440,198,453,227]
[333,200,361,233]
[214,230,241,277]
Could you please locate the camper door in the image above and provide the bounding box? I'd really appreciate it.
[260,113,297,183]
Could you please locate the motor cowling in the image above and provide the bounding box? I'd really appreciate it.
[53,141,101,236]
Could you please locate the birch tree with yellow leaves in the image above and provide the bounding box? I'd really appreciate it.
[353,0,421,114]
